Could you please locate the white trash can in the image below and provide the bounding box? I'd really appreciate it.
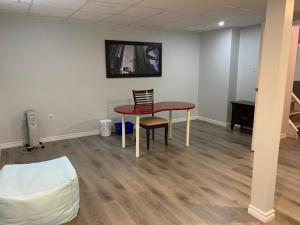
[99,119,112,137]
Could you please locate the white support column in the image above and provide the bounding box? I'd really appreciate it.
[249,0,294,223]
[185,110,191,147]
[121,114,126,149]
[135,115,140,158]
[168,110,173,139]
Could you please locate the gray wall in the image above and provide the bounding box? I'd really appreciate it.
[0,15,265,145]
[198,28,239,124]
[198,25,262,124]
[0,15,200,145]
[236,25,261,101]
[227,29,240,122]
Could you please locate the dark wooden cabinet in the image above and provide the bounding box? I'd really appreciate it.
[231,101,255,131]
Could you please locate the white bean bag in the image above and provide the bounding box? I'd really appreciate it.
[0,156,79,225]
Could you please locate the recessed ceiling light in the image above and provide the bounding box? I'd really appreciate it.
[218,21,225,27]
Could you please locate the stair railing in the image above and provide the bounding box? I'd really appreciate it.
[287,93,300,139]
[288,119,298,139]
[292,93,300,105]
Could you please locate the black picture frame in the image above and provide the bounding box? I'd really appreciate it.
[105,40,162,78]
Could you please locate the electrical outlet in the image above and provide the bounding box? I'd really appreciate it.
[49,113,54,121]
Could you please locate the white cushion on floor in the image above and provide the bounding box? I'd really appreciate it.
[0,156,79,225]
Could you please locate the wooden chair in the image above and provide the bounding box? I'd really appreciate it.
[132,89,168,150]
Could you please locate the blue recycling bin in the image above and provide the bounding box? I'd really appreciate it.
[115,122,134,135]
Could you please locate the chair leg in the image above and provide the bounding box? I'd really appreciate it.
[165,126,168,146]
[152,129,154,140]
[146,129,150,150]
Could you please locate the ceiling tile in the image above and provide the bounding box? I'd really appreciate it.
[185,13,264,32]
[80,1,127,14]
[0,0,270,32]
[138,14,207,28]
[20,0,32,3]
[140,11,187,23]
[70,11,112,21]
[216,0,266,15]
[33,0,87,10]
[138,20,175,28]
[0,1,29,13]
[199,6,251,21]
[105,15,141,25]
[120,6,163,18]
[143,21,191,30]
[177,15,217,27]
[30,5,73,18]
[225,14,265,27]
[137,0,220,15]
[92,0,142,5]
[184,23,220,32]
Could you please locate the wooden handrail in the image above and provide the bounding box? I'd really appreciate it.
[289,119,298,131]
[290,112,300,116]
[292,93,300,105]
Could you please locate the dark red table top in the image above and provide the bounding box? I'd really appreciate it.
[114,101,195,115]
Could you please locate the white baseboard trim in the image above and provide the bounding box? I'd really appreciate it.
[40,130,100,143]
[0,116,201,150]
[197,116,228,127]
[0,130,100,150]
[248,204,275,223]
[172,116,199,123]
[0,141,24,150]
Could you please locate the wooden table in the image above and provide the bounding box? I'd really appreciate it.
[114,101,195,158]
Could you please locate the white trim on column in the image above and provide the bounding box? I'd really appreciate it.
[248,204,275,223]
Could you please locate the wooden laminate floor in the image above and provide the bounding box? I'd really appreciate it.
[1,120,300,225]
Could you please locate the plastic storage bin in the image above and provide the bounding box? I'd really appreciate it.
[99,119,112,136]
[115,122,134,135]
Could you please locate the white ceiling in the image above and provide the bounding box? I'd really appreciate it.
[0,0,298,32]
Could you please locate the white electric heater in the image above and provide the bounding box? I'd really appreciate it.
[25,110,44,150]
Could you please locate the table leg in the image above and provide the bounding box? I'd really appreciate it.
[122,114,126,148]
[136,115,140,158]
[186,110,191,147]
[168,110,172,139]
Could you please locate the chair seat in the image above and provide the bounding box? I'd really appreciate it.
[140,117,168,126]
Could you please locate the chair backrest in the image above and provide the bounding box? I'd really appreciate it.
[132,89,154,105]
